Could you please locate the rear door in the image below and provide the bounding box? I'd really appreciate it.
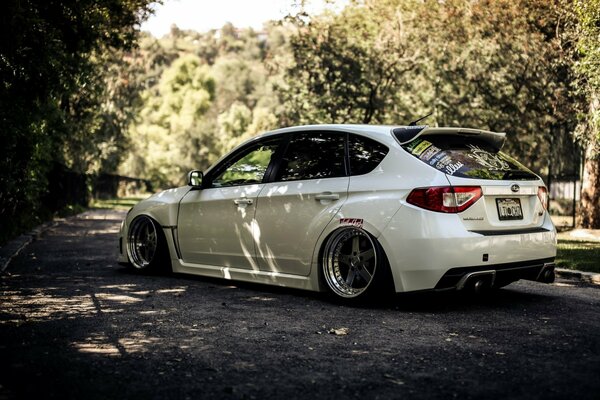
[253,131,349,275]
[400,134,547,232]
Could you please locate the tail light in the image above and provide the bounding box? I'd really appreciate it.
[407,186,482,213]
[537,186,548,210]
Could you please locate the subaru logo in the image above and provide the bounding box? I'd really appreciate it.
[510,184,520,193]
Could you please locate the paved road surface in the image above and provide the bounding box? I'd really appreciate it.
[1,209,599,399]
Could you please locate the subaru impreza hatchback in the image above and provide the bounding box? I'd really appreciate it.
[118,125,556,300]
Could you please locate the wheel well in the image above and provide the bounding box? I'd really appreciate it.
[316,226,395,292]
[128,214,172,273]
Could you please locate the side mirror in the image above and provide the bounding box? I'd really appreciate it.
[187,170,203,188]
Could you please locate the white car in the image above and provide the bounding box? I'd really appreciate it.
[118,124,557,300]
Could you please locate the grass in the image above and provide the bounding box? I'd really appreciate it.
[90,195,149,211]
[556,233,600,273]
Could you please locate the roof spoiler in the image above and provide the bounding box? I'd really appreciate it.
[391,126,507,151]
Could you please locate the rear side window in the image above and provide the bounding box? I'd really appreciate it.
[401,135,538,180]
[349,134,389,175]
[277,132,346,181]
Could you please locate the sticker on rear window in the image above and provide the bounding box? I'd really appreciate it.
[466,144,510,171]
[419,145,441,161]
[409,140,433,156]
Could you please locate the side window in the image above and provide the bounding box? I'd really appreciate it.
[277,132,346,181]
[212,140,279,187]
[349,134,389,175]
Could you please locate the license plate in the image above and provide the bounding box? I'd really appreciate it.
[496,198,523,220]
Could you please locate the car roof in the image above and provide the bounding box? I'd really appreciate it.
[256,124,506,149]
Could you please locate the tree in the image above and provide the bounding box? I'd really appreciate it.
[574,0,600,228]
[120,54,216,187]
[0,0,155,243]
[283,1,422,125]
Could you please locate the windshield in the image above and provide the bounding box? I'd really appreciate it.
[401,135,538,181]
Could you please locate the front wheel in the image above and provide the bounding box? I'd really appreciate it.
[127,215,170,273]
[321,227,391,300]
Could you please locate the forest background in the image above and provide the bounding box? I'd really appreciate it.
[0,0,599,244]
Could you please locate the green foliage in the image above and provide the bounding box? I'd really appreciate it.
[121,54,217,188]
[120,23,286,188]
[0,0,155,244]
[282,0,581,176]
[574,0,600,151]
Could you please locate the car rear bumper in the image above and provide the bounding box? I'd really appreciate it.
[434,258,555,290]
[378,206,557,293]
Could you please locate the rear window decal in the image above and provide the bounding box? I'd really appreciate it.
[410,140,433,156]
[466,144,510,171]
[401,136,537,181]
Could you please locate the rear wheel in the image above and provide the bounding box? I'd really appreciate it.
[322,227,391,300]
[127,215,170,273]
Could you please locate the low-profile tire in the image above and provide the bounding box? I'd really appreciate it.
[321,227,393,301]
[127,215,171,273]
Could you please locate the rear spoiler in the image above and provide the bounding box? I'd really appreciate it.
[392,126,507,151]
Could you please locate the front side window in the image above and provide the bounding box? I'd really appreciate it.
[212,140,279,187]
[349,134,389,175]
[401,135,538,180]
[277,132,346,181]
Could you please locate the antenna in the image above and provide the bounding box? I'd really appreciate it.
[408,112,433,126]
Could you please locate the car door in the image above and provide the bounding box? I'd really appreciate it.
[177,137,281,270]
[253,131,349,275]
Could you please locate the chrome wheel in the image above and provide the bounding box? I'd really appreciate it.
[322,228,378,298]
[128,216,158,269]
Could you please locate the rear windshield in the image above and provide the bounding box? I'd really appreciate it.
[401,135,538,180]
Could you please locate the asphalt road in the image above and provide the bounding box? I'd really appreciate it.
[0,209,599,400]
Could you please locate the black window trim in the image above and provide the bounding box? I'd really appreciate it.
[203,129,390,188]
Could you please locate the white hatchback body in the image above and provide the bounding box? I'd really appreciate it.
[118,124,557,299]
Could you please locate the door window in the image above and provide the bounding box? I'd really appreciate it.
[348,134,389,175]
[277,132,346,181]
[211,140,279,187]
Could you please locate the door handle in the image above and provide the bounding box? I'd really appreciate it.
[315,192,340,201]
[233,198,253,205]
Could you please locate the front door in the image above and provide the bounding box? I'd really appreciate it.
[178,138,280,270]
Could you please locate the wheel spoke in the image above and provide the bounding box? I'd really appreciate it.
[338,254,351,265]
[360,248,374,262]
[345,270,356,287]
[352,236,360,255]
[357,265,373,283]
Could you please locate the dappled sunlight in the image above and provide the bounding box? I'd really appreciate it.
[235,223,260,271]
[155,287,187,294]
[73,334,121,357]
[94,292,144,304]
[0,292,96,323]
[72,331,162,357]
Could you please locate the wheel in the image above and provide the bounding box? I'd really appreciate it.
[321,227,391,300]
[127,215,170,273]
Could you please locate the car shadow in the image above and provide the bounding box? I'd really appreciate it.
[115,264,554,313]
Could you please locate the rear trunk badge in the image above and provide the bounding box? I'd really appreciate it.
[510,184,520,193]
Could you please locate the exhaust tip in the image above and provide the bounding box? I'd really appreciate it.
[541,268,555,284]
[473,279,486,293]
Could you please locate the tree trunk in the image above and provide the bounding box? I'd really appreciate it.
[577,142,600,229]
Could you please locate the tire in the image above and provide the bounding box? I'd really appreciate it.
[321,227,393,301]
[127,215,171,273]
